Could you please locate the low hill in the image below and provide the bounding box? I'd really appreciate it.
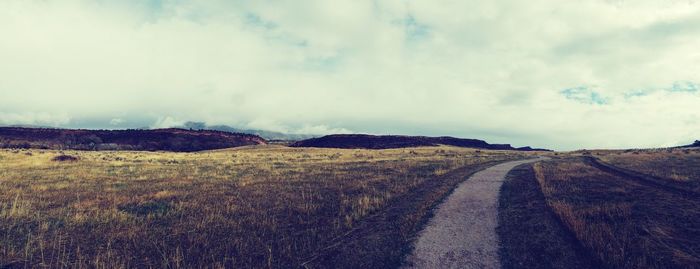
[0,127,266,152]
[680,140,700,148]
[290,134,549,151]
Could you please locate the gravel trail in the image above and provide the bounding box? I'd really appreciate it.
[403,158,547,269]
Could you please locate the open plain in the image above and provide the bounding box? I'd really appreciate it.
[0,145,527,268]
[2,138,699,269]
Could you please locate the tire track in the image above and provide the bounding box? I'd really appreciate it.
[583,156,699,199]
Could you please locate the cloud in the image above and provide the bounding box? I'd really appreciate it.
[109,118,125,126]
[151,116,186,129]
[0,112,71,127]
[399,15,431,41]
[243,119,351,135]
[1,1,700,150]
[294,124,353,135]
[561,86,610,105]
[669,81,700,93]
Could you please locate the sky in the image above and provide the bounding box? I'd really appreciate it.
[1,0,700,150]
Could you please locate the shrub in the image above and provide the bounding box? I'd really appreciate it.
[52,155,79,162]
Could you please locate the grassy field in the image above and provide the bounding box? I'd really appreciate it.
[596,148,700,192]
[528,155,700,269]
[0,145,525,268]
[498,164,599,269]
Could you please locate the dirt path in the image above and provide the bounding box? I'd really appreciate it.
[403,157,547,269]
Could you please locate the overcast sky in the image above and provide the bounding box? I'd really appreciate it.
[1,1,700,150]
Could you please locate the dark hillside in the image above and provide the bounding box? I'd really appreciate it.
[680,140,700,148]
[291,134,432,149]
[290,134,549,151]
[0,127,266,152]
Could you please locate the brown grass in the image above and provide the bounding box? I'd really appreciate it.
[533,158,700,269]
[596,148,700,192]
[498,164,599,269]
[0,145,524,268]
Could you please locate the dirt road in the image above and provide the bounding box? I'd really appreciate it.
[403,157,547,269]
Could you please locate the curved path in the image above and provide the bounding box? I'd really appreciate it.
[403,157,547,269]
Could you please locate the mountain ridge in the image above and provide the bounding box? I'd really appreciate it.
[290,134,550,151]
[180,122,318,141]
[0,127,266,152]
[680,140,700,148]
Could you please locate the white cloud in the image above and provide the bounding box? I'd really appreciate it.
[243,119,351,135]
[1,0,700,149]
[109,118,125,126]
[294,124,353,135]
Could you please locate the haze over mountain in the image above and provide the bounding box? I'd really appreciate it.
[179,122,318,141]
[2,1,700,150]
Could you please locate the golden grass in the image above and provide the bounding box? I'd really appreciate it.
[0,145,525,268]
[534,158,700,269]
[597,148,700,188]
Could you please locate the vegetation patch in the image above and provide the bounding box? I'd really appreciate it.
[498,164,600,269]
[51,154,79,162]
[119,200,172,216]
[598,149,700,192]
[533,157,700,269]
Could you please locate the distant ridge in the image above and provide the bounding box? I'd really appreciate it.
[680,140,700,148]
[0,127,266,152]
[290,134,550,151]
[180,121,318,141]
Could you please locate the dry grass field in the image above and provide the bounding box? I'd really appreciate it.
[498,164,600,269]
[597,148,700,192]
[0,145,525,268]
[531,155,700,269]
